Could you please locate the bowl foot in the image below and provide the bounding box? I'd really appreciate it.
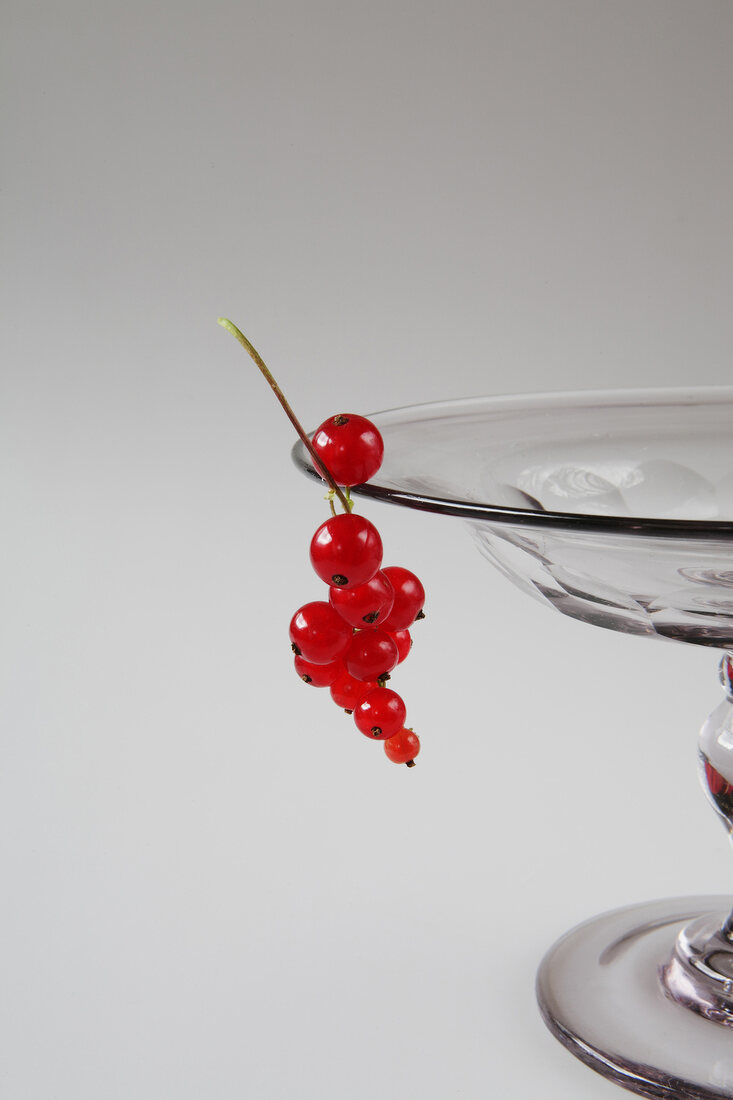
[537,896,733,1099]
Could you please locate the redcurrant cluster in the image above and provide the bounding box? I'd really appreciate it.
[289,414,424,767]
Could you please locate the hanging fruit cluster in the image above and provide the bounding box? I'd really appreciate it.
[290,415,424,765]
[219,321,425,767]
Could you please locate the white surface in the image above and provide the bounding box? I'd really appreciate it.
[3,2,733,1097]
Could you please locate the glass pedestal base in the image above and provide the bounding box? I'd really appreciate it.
[536,896,733,1099]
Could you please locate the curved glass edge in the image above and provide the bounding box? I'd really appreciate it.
[291,388,733,541]
[291,453,733,539]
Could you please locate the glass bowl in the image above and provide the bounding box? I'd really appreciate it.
[294,388,733,1099]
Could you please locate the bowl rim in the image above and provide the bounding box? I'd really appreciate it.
[291,387,733,541]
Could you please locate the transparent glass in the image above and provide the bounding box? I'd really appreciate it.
[294,387,733,1098]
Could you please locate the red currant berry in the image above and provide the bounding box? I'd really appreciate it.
[384,727,420,766]
[294,655,344,687]
[289,601,352,664]
[345,629,399,682]
[380,566,425,630]
[310,513,383,589]
[354,688,407,740]
[388,628,412,664]
[329,669,378,711]
[311,414,384,486]
[328,570,394,628]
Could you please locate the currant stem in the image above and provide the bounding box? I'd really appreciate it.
[217,317,352,513]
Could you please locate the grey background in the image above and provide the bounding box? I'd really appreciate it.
[2,1,732,1097]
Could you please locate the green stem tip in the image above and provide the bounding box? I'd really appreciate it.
[217,317,351,513]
